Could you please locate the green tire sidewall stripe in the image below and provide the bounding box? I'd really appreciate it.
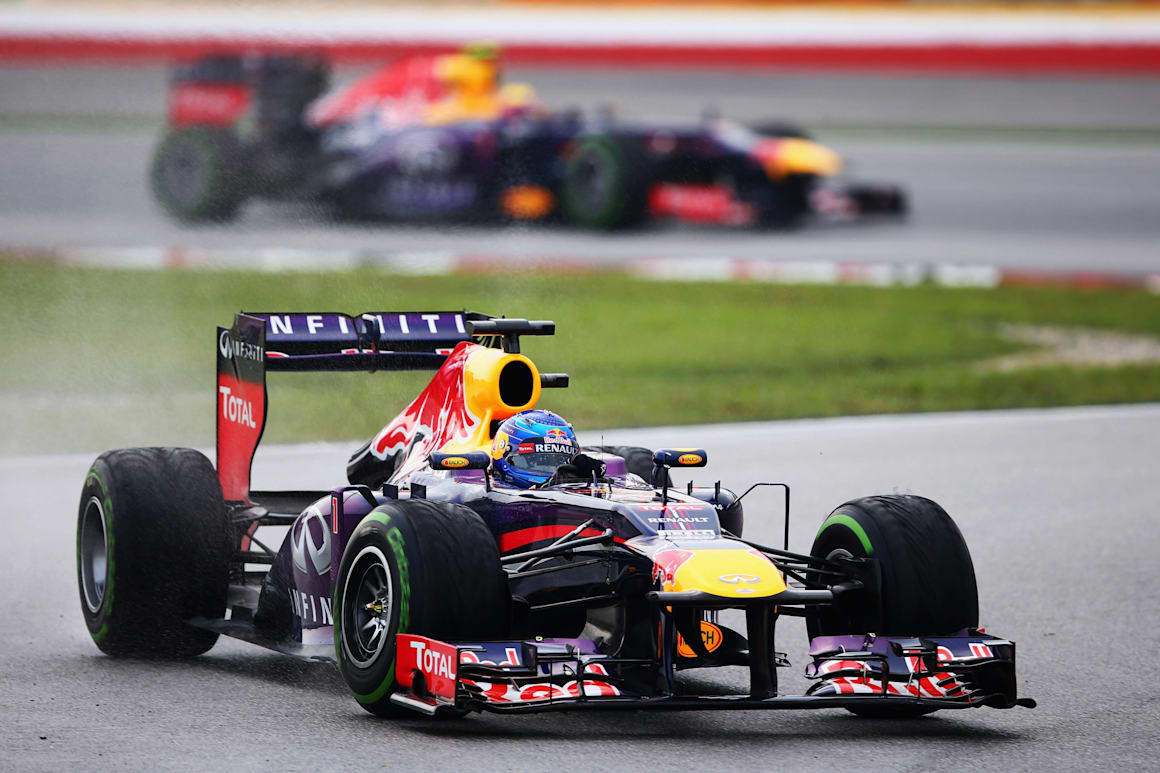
[153,129,228,215]
[566,139,625,227]
[816,513,874,555]
[339,511,413,705]
[82,468,115,643]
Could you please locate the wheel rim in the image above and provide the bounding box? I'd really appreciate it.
[341,546,394,669]
[80,496,108,613]
[160,135,209,208]
[570,145,615,212]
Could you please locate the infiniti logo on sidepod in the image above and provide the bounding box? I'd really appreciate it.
[292,507,331,576]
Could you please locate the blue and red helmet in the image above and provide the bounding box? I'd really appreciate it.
[491,409,578,488]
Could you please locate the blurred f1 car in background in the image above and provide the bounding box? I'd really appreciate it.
[150,47,907,229]
[77,311,1032,720]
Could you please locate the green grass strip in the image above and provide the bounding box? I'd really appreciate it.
[2,261,1159,456]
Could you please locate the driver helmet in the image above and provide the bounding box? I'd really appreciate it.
[491,409,578,488]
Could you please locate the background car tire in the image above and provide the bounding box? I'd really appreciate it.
[77,447,232,657]
[150,127,247,222]
[333,499,509,717]
[561,134,649,230]
[846,183,909,217]
[807,494,979,718]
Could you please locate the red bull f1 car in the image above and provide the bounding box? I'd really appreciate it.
[149,50,906,229]
[77,312,1032,719]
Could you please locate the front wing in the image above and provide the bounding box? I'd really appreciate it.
[390,631,1035,716]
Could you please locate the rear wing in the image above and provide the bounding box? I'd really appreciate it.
[215,310,557,503]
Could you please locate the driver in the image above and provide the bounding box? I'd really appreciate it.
[426,42,503,125]
[491,409,580,489]
[426,42,539,126]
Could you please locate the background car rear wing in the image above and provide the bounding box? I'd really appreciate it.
[216,310,558,502]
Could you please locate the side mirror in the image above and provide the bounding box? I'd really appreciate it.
[651,448,708,495]
[429,451,492,471]
[653,448,708,469]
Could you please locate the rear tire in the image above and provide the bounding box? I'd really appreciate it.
[150,127,247,222]
[807,494,978,719]
[561,135,649,230]
[333,500,509,717]
[77,448,231,657]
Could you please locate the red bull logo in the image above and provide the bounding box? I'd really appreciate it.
[545,427,570,442]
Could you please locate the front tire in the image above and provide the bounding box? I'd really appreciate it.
[847,184,908,217]
[332,500,509,717]
[77,447,231,657]
[807,494,978,718]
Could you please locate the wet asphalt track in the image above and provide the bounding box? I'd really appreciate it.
[2,404,1158,771]
[1,66,1159,272]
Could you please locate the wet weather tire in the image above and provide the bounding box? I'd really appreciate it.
[77,447,231,658]
[561,135,649,230]
[807,495,978,719]
[333,500,509,717]
[150,127,247,222]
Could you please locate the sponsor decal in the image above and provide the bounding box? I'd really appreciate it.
[647,517,710,524]
[811,654,967,699]
[216,318,266,504]
[395,130,460,176]
[413,640,455,678]
[648,183,755,226]
[291,506,331,577]
[969,642,995,659]
[677,621,724,658]
[500,185,555,220]
[369,343,481,481]
[678,453,703,465]
[169,82,250,128]
[218,385,258,428]
[492,431,510,459]
[396,635,459,700]
[517,440,574,455]
[219,329,264,362]
[289,588,333,626]
[441,456,469,469]
[459,650,619,703]
[382,178,476,211]
[651,548,695,588]
[636,504,709,512]
[360,312,467,338]
[544,427,570,441]
[718,574,760,584]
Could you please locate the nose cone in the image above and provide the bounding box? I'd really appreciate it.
[669,549,787,598]
[754,137,843,179]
